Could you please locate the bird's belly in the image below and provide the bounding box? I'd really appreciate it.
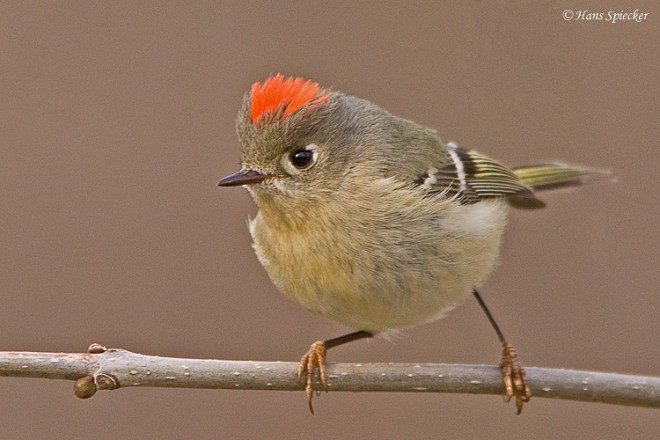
[250,200,508,332]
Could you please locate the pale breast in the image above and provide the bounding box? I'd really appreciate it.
[249,182,509,332]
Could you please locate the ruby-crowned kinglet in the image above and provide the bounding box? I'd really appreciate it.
[219,74,599,414]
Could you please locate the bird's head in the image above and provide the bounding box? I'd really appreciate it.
[219,75,352,203]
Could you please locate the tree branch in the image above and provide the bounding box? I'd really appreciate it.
[0,344,658,409]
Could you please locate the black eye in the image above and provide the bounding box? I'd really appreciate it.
[289,149,315,169]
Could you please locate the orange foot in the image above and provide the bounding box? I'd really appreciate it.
[500,341,532,414]
[298,340,327,414]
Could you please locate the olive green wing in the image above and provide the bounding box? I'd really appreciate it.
[417,143,598,209]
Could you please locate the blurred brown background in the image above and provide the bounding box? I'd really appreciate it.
[1,1,658,439]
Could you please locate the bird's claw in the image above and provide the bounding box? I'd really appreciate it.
[298,340,328,414]
[499,341,532,414]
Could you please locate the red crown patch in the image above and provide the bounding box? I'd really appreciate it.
[250,74,330,123]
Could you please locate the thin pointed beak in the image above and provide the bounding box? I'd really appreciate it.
[217,169,276,187]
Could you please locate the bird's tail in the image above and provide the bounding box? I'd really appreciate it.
[508,163,611,209]
[513,163,609,191]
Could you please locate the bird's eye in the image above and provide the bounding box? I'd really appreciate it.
[289,149,315,169]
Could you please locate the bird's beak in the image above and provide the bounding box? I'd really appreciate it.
[217,169,276,187]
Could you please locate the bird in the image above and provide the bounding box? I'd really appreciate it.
[218,74,601,414]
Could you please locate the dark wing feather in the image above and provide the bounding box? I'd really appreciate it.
[416,144,542,206]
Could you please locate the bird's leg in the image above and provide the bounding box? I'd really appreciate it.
[472,289,532,414]
[298,330,373,414]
